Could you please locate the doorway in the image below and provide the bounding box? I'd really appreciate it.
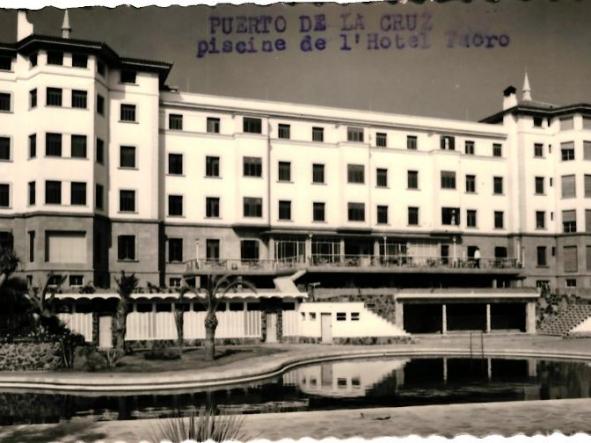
[321,313,332,344]
[266,313,278,343]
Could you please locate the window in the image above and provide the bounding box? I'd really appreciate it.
[566,279,577,288]
[120,146,136,168]
[0,231,13,250]
[534,143,544,157]
[119,190,136,212]
[313,202,325,222]
[28,181,35,206]
[241,240,259,261]
[441,171,456,189]
[46,51,63,65]
[120,104,136,122]
[347,127,364,142]
[206,239,220,261]
[584,141,591,160]
[465,175,476,193]
[493,176,504,195]
[440,135,455,150]
[96,94,104,115]
[467,209,477,227]
[347,203,365,221]
[71,135,87,158]
[351,312,360,321]
[585,175,591,198]
[118,235,135,261]
[243,156,262,177]
[312,127,324,142]
[0,93,10,111]
[561,175,576,198]
[278,124,290,139]
[586,209,591,233]
[206,197,219,218]
[243,117,262,133]
[533,116,543,127]
[493,143,503,157]
[29,134,36,158]
[278,200,291,220]
[96,138,104,164]
[207,117,220,133]
[72,53,87,68]
[0,55,11,70]
[408,207,419,225]
[96,60,106,76]
[376,132,387,147]
[70,182,86,205]
[536,211,546,229]
[560,117,574,131]
[45,133,62,156]
[168,195,183,216]
[95,184,104,210]
[29,53,38,67]
[243,197,262,217]
[442,207,460,225]
[278,161,291,181]
[71,90,87,108]
[564,246,578,272]
[494,211,504,229]
[120,69,137,84]
[169,114,183,130]
[336,312,347,321]
[28,231,35,262]
[46,88,62,106]
[45,181,61,204]
[0,137,9,160]
[465,140,475,155]
[45,232,86,264]
[29,89,37,108]
[347,164,365,184]
[408,170,418,189]
[0,184,8,208]
[561,142,575,161]
[535,177,545,195]
[407,135,418,150]
[376,168,388,187]
[537,246,547,267]
[377,205,388,224]
[206,156,220,177]
[168,153,183,175]
[563,210,576,233]
[168,238,183,262]
[312,163,325,183]
[587,246,591,271]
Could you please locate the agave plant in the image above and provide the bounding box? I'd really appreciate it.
[153,407,247,443]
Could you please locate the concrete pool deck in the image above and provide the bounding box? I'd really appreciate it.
[2,398,591,442]
[2,335,591,393]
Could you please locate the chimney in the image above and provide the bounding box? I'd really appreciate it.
[503,86,517,110]
[61,10,71,39]
[17,10,34,41]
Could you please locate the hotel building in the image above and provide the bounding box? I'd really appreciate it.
[1,11,590,338]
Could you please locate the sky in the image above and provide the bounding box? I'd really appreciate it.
[0,1,590,121]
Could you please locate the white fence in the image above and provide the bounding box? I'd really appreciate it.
[58,313,93,342]
[184,311,262,339]
[126,312,177,340]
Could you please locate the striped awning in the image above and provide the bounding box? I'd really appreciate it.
[54,291,306,301]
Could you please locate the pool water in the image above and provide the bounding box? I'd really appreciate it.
[1,356,591,425]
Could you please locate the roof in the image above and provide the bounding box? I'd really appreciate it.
[0,34,172,86]
[54,291,306,301]
[480,100,591,124]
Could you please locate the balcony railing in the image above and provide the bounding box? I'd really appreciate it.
[185,255,522,274]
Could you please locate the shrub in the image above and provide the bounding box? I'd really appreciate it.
[75,345,108,372]
[144,342,181,360]
[152,407,246,443]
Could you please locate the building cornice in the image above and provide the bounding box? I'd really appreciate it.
[480,103,591,124]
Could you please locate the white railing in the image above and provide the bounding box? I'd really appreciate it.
[58,313,93,342]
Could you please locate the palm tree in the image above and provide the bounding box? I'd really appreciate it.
[114,271,138,354]
[0,247,19,291]
[173,283,192,352]
[199,274,257,361]
[26,272,67,331]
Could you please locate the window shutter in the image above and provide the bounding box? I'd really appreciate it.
[561,141,574,151]
[561,175,576,198]
[587,246,591,271]
[563,210,576,223]
[47,232,86,264]
[584,141,591,160]
[586,210,591,233]
[563,246,578,273]
[585,175,591,197]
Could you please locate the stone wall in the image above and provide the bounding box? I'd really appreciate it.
[0,342,63,371]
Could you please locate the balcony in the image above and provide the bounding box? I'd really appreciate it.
[184,255,523,276]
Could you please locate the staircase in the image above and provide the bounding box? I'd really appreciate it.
[539,304,591,336]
